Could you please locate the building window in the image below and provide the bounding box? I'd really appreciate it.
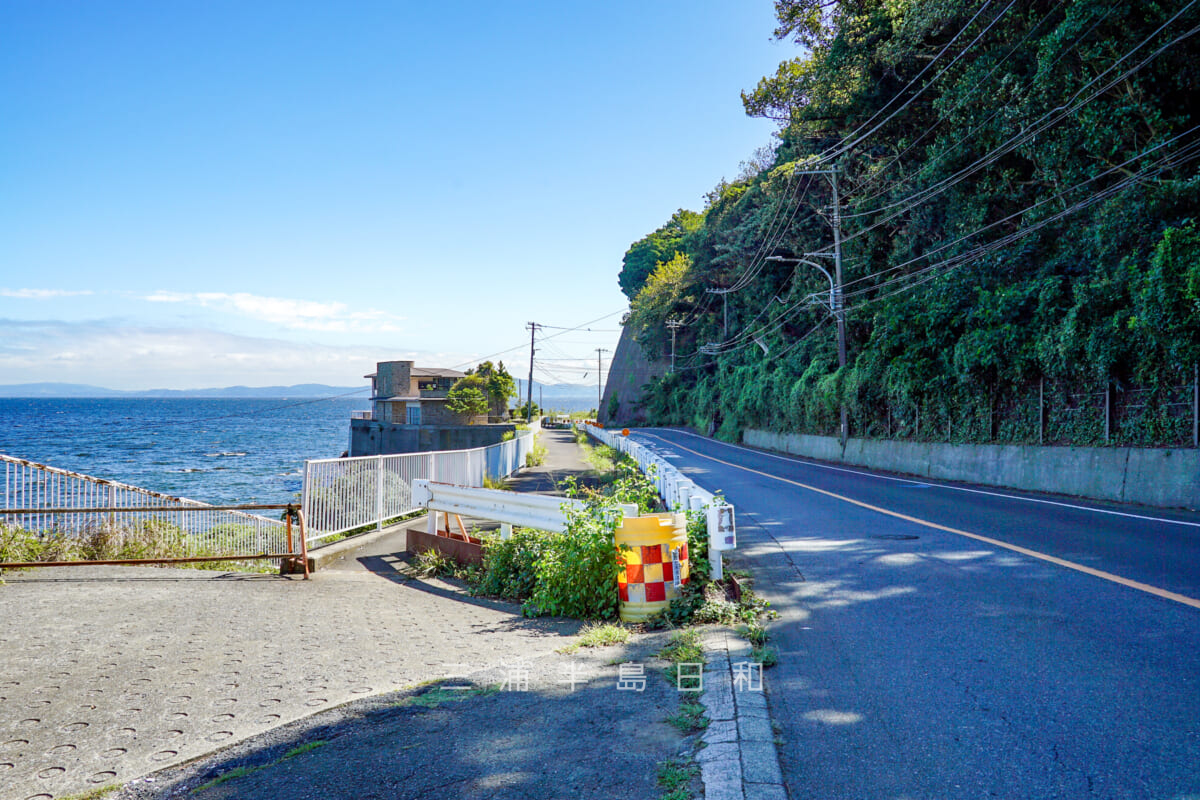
[407,405,421,425]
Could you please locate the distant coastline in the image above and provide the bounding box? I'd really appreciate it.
[0,382,368,399]
[0,381,600,403]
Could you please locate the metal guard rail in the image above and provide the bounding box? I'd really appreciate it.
[413,479,586,536]
[0,503,311,579]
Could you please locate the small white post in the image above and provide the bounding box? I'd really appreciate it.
[500,522,512,540]
[376,459,385,531]
[690,495,722,581]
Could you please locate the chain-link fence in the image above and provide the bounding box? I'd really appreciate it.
[848,366,1199,448]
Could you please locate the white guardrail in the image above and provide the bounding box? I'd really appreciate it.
[301,428,536,546]
[412,479,597,538]
[581,425,736,579]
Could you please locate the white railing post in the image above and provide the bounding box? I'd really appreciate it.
[375,457,385,530]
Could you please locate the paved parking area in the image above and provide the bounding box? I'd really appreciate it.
[0,563,576,800]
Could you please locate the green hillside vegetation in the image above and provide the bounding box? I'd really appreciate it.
[619,0,1200,447]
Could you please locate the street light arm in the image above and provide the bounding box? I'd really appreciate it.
[766,255,835,307]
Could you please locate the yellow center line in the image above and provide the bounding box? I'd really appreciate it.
[644,432,1200,611]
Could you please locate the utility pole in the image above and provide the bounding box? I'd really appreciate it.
[831,165,848,447]
[666,319,684,373]
[525,322,540,421]
[792,162,848,445]
[595,348,609,415]
[705,288,729,337]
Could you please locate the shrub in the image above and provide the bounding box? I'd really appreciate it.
[522,503,625,620]
[475,528,552,601]
[525,436,548,467]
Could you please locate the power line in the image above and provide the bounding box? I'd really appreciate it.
[843,133,1200,307]
[847,0,1077,203]
[448,309,625,371]
[838,3,1200,238]
[813,0,1011,164]
[841,124,1200,298]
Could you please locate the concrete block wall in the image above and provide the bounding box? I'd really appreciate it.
[350,420,516,456]
[743,429,1199,510]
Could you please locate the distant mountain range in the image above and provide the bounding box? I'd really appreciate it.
[0,381,597,400]
[0,382,369,399]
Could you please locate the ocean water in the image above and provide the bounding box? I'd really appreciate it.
[0,398,367,505]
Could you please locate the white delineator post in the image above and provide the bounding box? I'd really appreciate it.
[689,494,718,580]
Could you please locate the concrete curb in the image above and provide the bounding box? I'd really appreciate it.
[305,515,428,571]
[699,629,788,800]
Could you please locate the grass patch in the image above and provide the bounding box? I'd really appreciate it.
[659,628,707,689]
[193,765,257,793]
[656,758,698,799]
[282,740,327,759]
[482,474,511,490]
[658,628,706,664]
[558,621,630,653]
[737,621,769,647]
[409,548,481,583]
[751,644,779,668]
[411,548,457,578]
[190,740,329,793]
[581,441,617,474]
[394,684,498,709]
[525,434,548,467]
[58,787,120,800]
[666,699,708,733]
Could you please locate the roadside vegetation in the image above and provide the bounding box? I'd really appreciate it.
[0,520,275,574]
[413,442,776,640]
[191,740,329,794]
[619,1,1199,449]
[524,434,548,467]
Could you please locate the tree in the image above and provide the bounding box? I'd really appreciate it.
[627,252,693,357]
[618,209,703,299]
[445,376,489,420]
[467,360,517,418]
[616,0,1200,448]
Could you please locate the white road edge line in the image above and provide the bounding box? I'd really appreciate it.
[646,428,1200,529]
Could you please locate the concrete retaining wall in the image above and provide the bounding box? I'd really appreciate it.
[743,429,1199,510]
[350,420,516,456]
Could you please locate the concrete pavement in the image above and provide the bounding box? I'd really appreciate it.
[0,426,714,800]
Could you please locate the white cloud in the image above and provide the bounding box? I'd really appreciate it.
[0,319,454,390]
[142,290,403,333]
[1,288,94,299]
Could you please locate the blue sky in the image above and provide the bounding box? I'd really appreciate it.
[0,1,792,390]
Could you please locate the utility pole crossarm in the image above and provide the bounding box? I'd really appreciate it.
[526,322,539,421]
[665,319,684,373]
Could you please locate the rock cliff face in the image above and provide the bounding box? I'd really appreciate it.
[599,323,667,426]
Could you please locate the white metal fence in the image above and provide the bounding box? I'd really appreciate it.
[0,454,288,557]
[581,425,736,577]
[301,429,536,546]
[582,426,722,512]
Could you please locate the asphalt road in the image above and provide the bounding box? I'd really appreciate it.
[633,428,1200,800]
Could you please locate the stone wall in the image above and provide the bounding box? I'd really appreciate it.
[599,324,667,426]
